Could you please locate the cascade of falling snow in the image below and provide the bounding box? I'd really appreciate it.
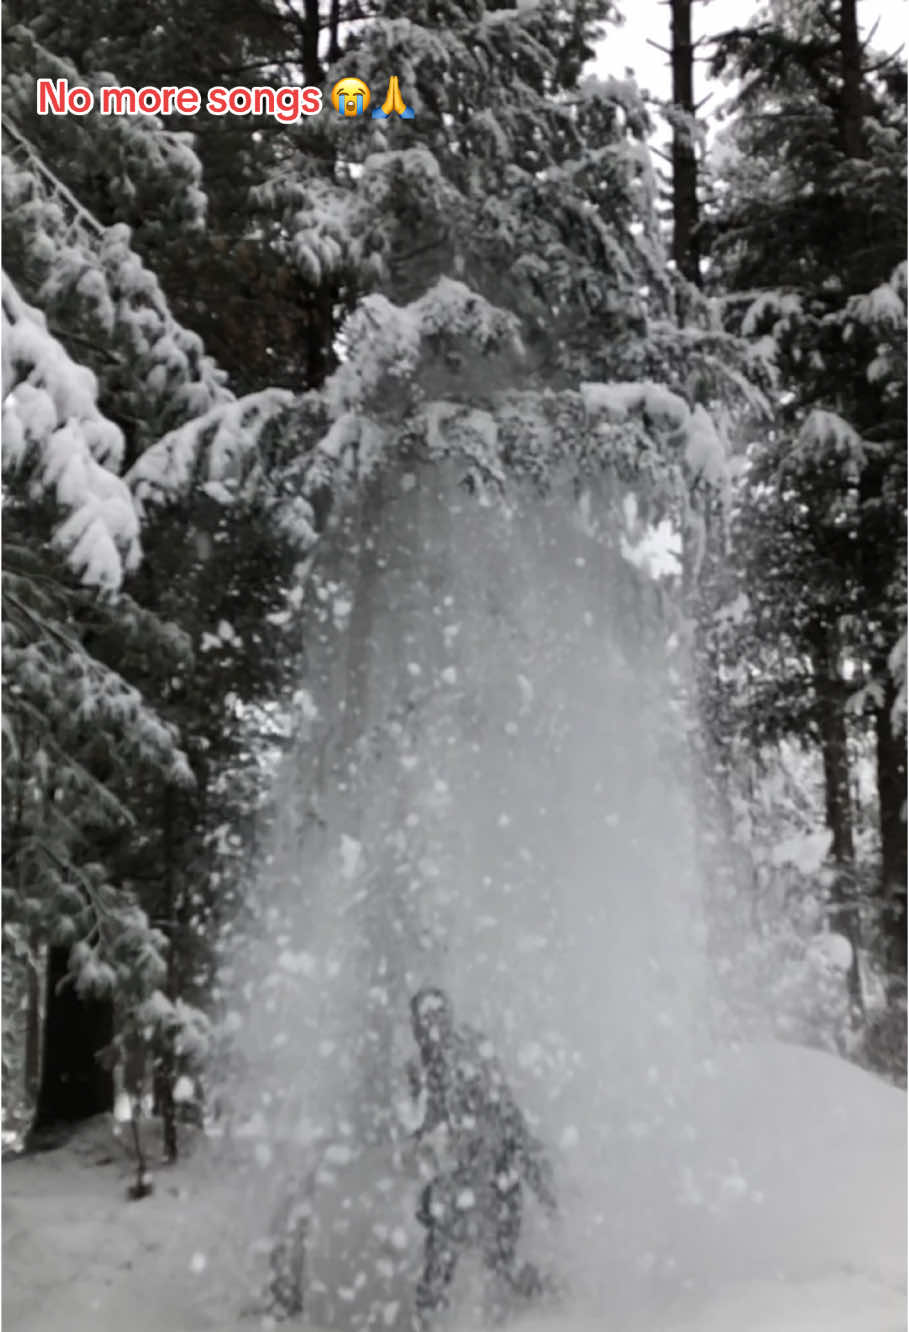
[225,457,715,1327]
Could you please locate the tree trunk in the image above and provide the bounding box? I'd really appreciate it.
[30,945,114,1137]
[818,690,855,866]
[156,785,180,1163]
[812,634,863,1013]
[670,0,701,287]
[153,1039,178,1162]
[24,939,42,1106]
[874,674,907,986]
[301,0,322,87]
[838,0,866,159]
[328,0,341,64]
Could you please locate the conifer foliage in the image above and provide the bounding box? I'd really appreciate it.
[1,0,905,1147]
[699,0,907,1066]
[2,12,301,1139]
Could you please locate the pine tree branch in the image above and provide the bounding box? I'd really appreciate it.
[2,587,82,657]
[861,17,881,52]
[1,115,105,237]
[46,326,125,366]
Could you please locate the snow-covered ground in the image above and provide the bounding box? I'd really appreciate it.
[3,1043,905,1332]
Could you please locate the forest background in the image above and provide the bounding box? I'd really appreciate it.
[2,0,906,1152]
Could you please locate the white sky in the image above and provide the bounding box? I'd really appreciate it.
[597,0,907,110]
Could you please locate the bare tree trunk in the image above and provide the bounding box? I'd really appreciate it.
[24,935,42,1107]
[812,632,863,1014]
[155,786,179,1163]
[875,675,907,989]
[301,0,322,88]
[670,0,701,287]
[153,1037,178,1162]
[328,0,341,64]
[838,0,866,159]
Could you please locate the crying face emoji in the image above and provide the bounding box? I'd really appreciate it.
[331,77,371,117]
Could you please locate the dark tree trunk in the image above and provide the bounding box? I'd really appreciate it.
[155,785,180,1163]
[305,284,338,391]
[30,945,114,1136]
[838,0,866,159]
[670,0,701,287]
[24,940,42,1106]
[301,0,322,87]
[153,1039,178,1162]
[328,0,341,64]
[818,689,855,867]
[812,634,863,1012]
[874,674,907,984]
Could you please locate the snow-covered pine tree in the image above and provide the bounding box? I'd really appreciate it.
[3,2,343,390]
[243,0,769,550]
[2,19,305,1137]
[3,274,194,1133]
[2,0,771,1139]
[700,0,907,1074]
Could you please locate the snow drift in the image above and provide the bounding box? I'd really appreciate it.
[2,1043,904,1331]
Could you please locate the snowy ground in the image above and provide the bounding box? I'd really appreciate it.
[3,1043,905,1332]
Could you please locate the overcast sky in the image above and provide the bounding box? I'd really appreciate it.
[597,0,907,108]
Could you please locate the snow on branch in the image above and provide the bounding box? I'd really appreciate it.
[4,28,207,232]
[325,278,520,417]
[255,146,455,291]
[325,296,423,415]
[581,381,689,429]
[128,388,295,515]
[581,380,728,487]
[844,262,907,334]
[791,409,867,473]
[1,113,104,237]
[294,282,731,548]
[2,271,141,591]
[741,289,803,339]
[3,135,231,447]
[413,276,520,348]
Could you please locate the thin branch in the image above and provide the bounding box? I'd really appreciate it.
[47,326,126,365]
[861,16,881,52]
[1,115,105,237]
[866,46,906,72]
[3,587,82,656]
